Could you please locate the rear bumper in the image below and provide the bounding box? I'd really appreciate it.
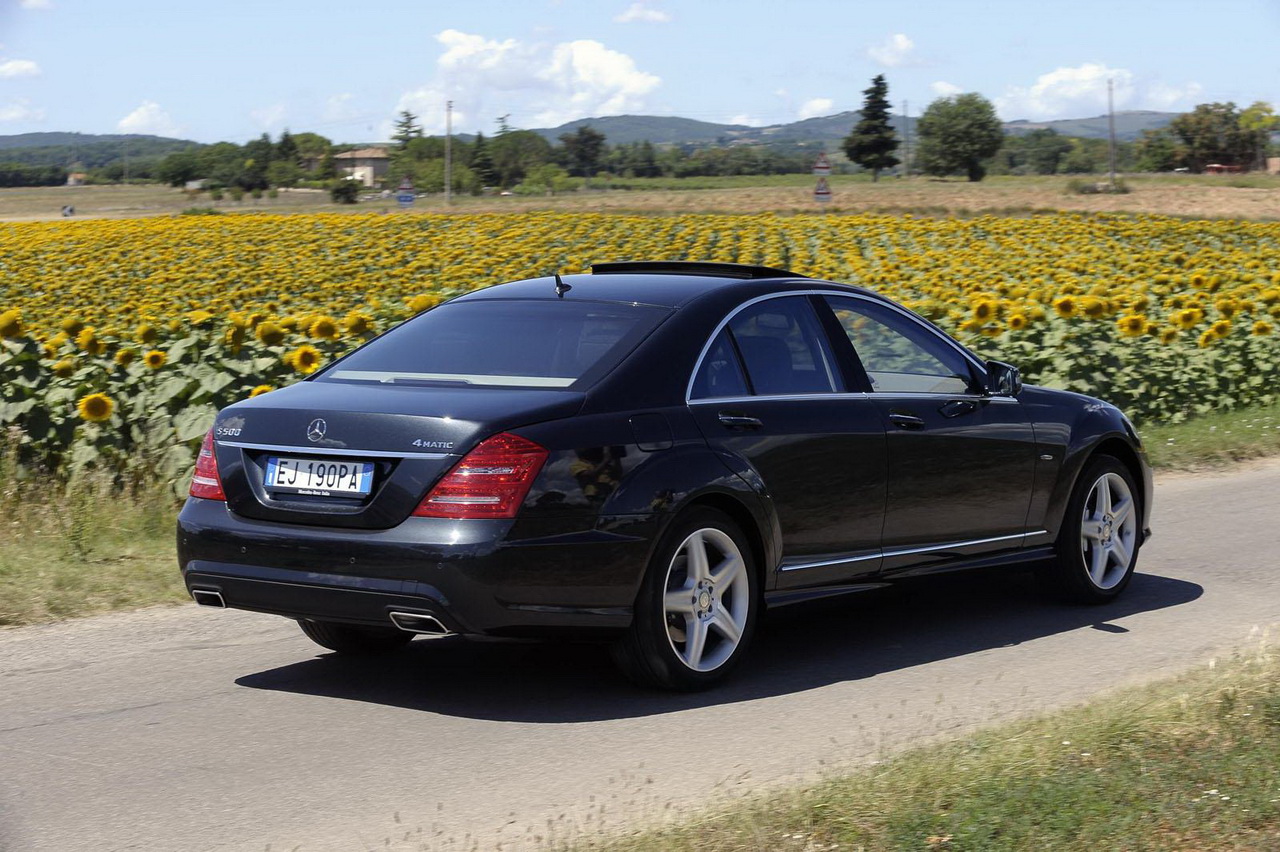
[177,497,655,638]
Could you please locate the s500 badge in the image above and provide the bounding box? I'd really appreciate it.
[215,426,242,437]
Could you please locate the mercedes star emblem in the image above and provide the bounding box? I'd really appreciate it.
[306,418,327,442]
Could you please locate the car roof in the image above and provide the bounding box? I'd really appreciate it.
[453,261,881,309]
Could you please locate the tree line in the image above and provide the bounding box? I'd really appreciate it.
[844,76,1278,181]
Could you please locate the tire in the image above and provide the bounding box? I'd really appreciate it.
[611,507,758,691]
[1043,454,1143,604]
[297,619,415,655]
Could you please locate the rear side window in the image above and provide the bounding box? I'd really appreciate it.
[727,297,839,396]
[322,300,670,389]
[691,296,841,399]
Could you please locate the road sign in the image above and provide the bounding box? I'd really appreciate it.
[812,152,832,176]
[814,176,832,202]
[397,178,415,207]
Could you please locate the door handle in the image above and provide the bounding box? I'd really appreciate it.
[888,412,925,430]
[939,399,978,418]
[717,412,763,430]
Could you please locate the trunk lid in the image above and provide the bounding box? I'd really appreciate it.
[208,380,583,529]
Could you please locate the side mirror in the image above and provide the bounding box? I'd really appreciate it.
[985,360,1022,397]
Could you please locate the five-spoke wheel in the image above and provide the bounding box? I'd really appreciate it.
[613,508,757,690]
[1044,454,1143,602]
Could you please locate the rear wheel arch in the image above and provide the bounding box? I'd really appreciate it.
[677,492,772,592]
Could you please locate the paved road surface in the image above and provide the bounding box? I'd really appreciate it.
[2,461,1279,851]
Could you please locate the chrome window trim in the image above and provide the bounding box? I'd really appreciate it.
[779,530,1047,571]
[218,440,453,460]
[685,289,849,404]
[686,288,992,404]
[688,392,871,405]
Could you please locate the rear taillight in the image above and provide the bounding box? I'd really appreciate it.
[412,432,548,519]
[190,429,226,501]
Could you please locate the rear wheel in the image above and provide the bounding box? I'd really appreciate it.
[612,508,758,690]
[1043,455,1142,603]
[297,619,414,655]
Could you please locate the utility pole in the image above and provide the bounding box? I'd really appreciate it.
[902,100,910,178]
[444,99,453,205]
[1107,79,1118,188]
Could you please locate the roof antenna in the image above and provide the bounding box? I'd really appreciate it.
[554,272,572,298]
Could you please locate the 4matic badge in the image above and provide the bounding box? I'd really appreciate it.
[412,439,454,449]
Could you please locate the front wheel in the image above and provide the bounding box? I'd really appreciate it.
[612,508,758,691]
[1043,454,1142,603]
[298,619,414,655]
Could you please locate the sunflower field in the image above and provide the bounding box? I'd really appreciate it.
[1,210,1278,484]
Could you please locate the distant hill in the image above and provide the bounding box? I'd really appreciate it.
[531,110,1173,149]
[0,132,201,169]
[1003,111,1177,141]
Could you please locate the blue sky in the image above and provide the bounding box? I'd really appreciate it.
[0,0,1277,143]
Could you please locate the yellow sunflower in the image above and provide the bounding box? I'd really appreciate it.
[309,315,340,340]
[248,384,273,397]
[1251,320,1273,336]
[1052,296,1076,318]
[0,309,23,338]
[286,344,322,374]
[1007,314,1029,332]
[114,348,137,367]
[1116,315,1148,338]
[136,323,159,344]
[52,358,76,377]
[143,349,167,369]
[77,392,114,422]
[255,321,286,346]
[1210,319,1231,339]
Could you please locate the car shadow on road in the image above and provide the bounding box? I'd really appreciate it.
[235,569,1203,721]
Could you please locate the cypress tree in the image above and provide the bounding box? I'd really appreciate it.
[842,74,900,181]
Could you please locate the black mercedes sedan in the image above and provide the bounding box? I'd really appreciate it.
[178,261,1153,690]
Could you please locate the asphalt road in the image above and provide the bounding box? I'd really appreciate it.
[2,460,1279,852]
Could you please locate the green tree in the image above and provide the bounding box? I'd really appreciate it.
[275,130,299,166]
[491,120,553,186]
[329,179,360,203]
[392,110,423,148]
[469,131,498,187]
[1134,128,1184,172]
[1169,102,1257,172]
[916,93,1005,182]
[316,151,337,179]
[842,74,899,180]
[558,125,607,178]
[1239,101,1278,169]
[266,159,301,188]
[155,149,202,186]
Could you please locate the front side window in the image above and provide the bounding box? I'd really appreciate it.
[825,296,976,395]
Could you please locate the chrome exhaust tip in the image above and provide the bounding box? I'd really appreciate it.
[191,589,226,608]
[388,611,450,636]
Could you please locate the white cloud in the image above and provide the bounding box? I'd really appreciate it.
[0,98,44,122]
[798,97,834,120]
[995,63,1207,120]
[867,33,916,68]
[931,81,963,98]
[1146,80,1204,110]
[0,59,40,78]
[117,100,180,136]
[396,30,661,133]
[250,103,286,131]
[728,114,764,127]
[20,0,52,8]
[324,92,357,122]
[614,2,670,23]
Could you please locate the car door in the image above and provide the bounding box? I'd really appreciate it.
[820,295,1037,575]
[688,294,886,589]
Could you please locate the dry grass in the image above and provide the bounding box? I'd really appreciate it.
[3,173,1279,222]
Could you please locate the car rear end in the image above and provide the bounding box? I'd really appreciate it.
[177,291,673,639]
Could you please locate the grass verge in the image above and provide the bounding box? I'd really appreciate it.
[0,457,182,626]
[1141,401,1280,470]
[578,644,1280,851]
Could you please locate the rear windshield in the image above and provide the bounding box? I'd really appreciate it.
[319,299,671,389]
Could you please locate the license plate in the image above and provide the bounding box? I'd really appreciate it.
[265,456,375,497]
